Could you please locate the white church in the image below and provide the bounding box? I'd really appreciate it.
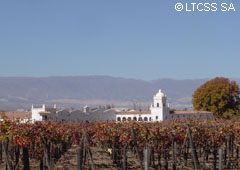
[4,89,211,123]
[116,89,212,122]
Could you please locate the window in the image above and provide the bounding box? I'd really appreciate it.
[133,117,137,121]
[117,117,121,122]
[122,117,126,122]
[128,117,132,121]
[144,117,148,121]
[156,116,158,120]
[138,117,143,121]
[157,103,159,107]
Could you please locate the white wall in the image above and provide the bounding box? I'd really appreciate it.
[115,89,212,122]
[150,107,163,121]
[116,114,152,122]
[31,105,45,122]
[150,89,170,121]
[171,113,212,120]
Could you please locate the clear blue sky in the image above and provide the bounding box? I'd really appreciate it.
[0,0,239,80]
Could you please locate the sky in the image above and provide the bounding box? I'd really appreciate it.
[0,0,239,80]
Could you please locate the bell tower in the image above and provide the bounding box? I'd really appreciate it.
[150,89,170,121]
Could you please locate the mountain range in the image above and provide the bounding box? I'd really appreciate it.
[0,76,238,111]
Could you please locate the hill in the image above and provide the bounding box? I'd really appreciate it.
[0,76,215,110]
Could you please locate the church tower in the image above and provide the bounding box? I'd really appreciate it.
[150,89,170,121]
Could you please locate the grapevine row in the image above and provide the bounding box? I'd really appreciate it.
[0,119,240,169]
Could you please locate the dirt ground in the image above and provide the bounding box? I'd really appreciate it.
[1,145,236,170]
[0,145,141,170]
[54,145,119,170]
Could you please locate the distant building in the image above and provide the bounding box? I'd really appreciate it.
[56,106,116,122]
[0,111,31,123]
[83,106,90,113]
[0,105,57,122]
[1,89,212,123]
[0,104,115,122]
[31,104,57,122]
[30,104,116,122]
[116,89,212,122]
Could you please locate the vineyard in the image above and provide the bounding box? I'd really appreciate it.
[1,119,240,170]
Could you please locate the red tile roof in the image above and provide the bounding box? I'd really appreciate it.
[0,111,31,120]
[173,111,212,114]
[118,110,211,115]
[118,110,151,115]
[39,111,51,115]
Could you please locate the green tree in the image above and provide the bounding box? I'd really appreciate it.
[192,77,240,118]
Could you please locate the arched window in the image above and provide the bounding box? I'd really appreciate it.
[127,117,132,121]
[138,117,143,121]
[149,117,152,121]
[117,117,121,122]
[156,116,158,120]
[133,117,137,121]
[144,117,148,121]
[122,117,126,122]
[157,103,159,107]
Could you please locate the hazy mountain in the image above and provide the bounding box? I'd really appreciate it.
[0,76,233,111]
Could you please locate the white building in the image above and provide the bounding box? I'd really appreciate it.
[116,89,212,122]
[31,104,116,122]
[0,111,31,123]
[31,104,57,122]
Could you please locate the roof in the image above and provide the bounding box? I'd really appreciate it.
[0,111,31,120]
[173,110,212,114]
[39,111,51,115]
[155,89,165,97]
[118,110,151,115]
